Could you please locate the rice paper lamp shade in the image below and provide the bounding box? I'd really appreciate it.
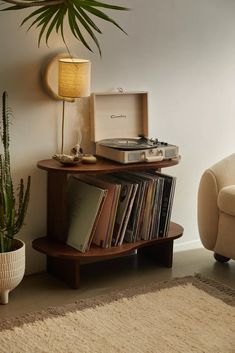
[58,58,91,98]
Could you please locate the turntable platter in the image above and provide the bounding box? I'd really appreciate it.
[98,138,159,150]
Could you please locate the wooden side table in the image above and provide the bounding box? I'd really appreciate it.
[33,157,183,288]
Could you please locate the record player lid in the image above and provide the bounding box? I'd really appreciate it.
[90,91,149,142]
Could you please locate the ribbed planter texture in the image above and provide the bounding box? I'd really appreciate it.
[0,239,25,304]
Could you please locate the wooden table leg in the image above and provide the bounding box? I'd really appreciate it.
[47,171,68,243]
[47,256,80,289]
[138,240,174,268]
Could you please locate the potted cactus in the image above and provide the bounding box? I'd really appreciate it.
[0,91,31,304]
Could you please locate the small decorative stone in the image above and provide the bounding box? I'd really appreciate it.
[82,154,97,164]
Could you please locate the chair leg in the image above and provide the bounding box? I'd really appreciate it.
[214,252,230,263]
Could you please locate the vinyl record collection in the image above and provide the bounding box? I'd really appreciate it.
[66,171,176,253]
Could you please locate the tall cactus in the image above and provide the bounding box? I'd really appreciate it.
[0,91,30,252]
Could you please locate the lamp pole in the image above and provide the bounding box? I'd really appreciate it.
[61,100,65,155]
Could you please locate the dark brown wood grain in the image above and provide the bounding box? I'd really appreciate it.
[37,156,180,174]
[138,240,174,267]
[47,256,80,289]
[32,222,183,260]
[34,157,183,288]
[47,172,68,243]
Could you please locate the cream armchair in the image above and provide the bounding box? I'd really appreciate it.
[198,153,235,262]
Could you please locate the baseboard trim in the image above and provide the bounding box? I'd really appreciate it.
[174,239,202,252]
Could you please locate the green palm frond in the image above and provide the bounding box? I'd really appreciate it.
[0,0,129,55]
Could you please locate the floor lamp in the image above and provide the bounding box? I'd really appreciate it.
[53,58,91,165]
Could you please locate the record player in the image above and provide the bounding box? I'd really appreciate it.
[96,136,179,164]
[90,91,179,164]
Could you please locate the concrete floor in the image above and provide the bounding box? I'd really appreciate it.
[0,247,235,318]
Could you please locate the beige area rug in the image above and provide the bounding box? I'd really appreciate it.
[0,275,235,353]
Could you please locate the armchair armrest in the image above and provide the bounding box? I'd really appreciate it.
[218,185,235,216]
[198,169,219,250]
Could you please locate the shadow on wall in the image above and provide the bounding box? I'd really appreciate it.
[1,57,54,104]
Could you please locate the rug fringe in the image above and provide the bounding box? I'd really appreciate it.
[194,273,235,296]
[192,273,235,307]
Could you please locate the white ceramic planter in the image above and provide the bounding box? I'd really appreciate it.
[0,239,25,304]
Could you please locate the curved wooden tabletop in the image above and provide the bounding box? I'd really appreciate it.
[37,157,180,174]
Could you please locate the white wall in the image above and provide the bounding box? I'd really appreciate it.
[1,0,235,273]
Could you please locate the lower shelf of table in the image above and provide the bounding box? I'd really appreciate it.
[32,222,183,260]
[32,222,183,289]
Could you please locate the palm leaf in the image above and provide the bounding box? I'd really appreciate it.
[55,4,67,43]
[73,3,102,54]
[80,4,127,34]
[75,5,102,34]
[20,5,51,26]
[24,7,54,31]
[45,6,61,44]
[0,5,28,10]
[68,4,93,52]
[21,5,60,45]
[0,0,129,54]
[79,0,128,11]
[37,8,57,46]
